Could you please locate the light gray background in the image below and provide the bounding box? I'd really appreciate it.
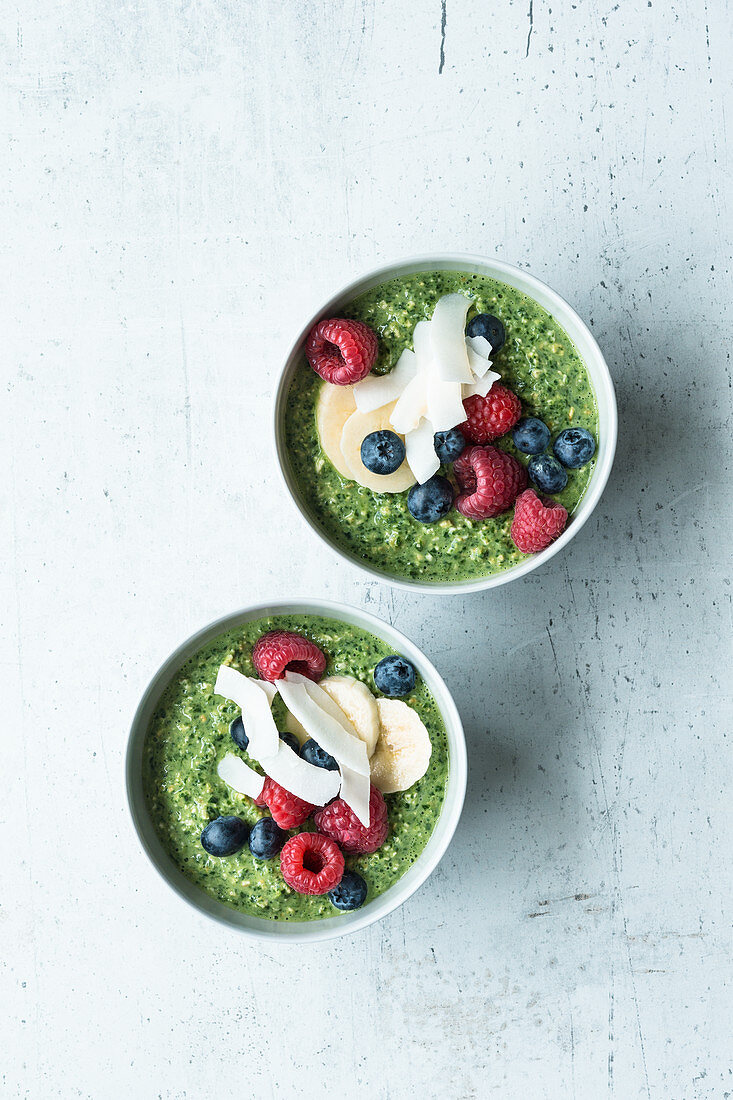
[2,0,731,1097]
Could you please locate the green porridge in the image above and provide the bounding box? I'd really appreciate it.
[143,614,449,921]
[284,270,599,582]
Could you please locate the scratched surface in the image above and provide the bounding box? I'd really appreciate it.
[2,1,731,1097]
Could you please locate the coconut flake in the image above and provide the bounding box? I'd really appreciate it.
[264,741,341,805]
[353,348,417,413]
[339,764,371,827]
[463,369,501,400]
[217,753,265,800]
[275,675,370,776]
[214,666,279,759]
[431,294,473,383]
[389,373,428,435]
[466,345,496,380]
[405,418,440,484]
[467,333,493,359]
[427,376,466,431]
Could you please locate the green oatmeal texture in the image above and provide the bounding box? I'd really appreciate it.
[284,270,599,582]
[143,614,449,921]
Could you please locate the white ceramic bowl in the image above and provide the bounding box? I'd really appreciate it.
[125,600,467,943]
[273,254,617,595]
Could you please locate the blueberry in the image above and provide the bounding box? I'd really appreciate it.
[229,715,248,752]
[407,474,453,523]
[374,654,416,697]
[300,738,338,771]
[434,428,466,464]
[360,430,406,475]
[466,312,505,353]
[553,427,596,469]
[279,731,300,754]
[329,870,368,911]
[512,417,551,455]
[248,818,287,860]
[200,816,249,857]
[528,453,568,494]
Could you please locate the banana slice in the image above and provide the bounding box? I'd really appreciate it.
[284,709,309,746]
[320,675,380,758]
[315,381,357,479]
[340,403,415,493]
[371,699,432,794]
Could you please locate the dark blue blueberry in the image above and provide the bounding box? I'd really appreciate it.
[248,818,288,860]
[329,870,368,911]
[360,430,406,475]
[553,427,596,469]
[407,474,453,523]
[200,816,249,857]
[528,453,568,494]
[434,428,466,464]
[374,654,416,698]
[466,312,505,353]
[512,417,551,455]
[279,731,300,754]
[300,738,338,771]
[229,715,248,752]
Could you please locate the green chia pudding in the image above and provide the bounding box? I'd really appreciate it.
[143,614,449,921]
[284,270,599,582]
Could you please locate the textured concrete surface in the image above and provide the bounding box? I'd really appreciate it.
[2,1,731,1097]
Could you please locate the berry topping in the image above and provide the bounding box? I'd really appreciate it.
[252,630,327,683]
[374,655,416,698]
[528,453,568,494]
[329,870,368,911]
[200,816,249,857]
[454,445,528,521]
[553,427,596,469]
[305,318,378,386]
[360,429,406,475]
[459,384,522,444]
[433,428,466,464]
[279,730,301,754]
[248,817,288,860]
[314,785,389,854]
[512,416,551,455]
[407,474,454,524]
[300,738,339,771]
[510,489,568,553]
[260,777,315,829]
[229,715,248,752]
[280,833,345,895]
[466,312,505,352]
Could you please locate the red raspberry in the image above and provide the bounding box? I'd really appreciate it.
[252,630,327,683]
[454,445,528,520]
[260,777,314,829]
[314,785,388,854]
[280,833,345,895]
[305,318,378,385]
[459,383,522,443]
[510,489,568,553]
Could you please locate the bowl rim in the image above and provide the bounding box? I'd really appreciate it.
[273,252,618,595]
[125,598,467,944]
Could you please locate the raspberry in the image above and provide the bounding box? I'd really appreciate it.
[459,383,522,443]
[314,785,389,854]
[280,833,345,895]
[252,630,327,683]
[260,777,314,829]
[454,445,528,520]
[510,489,568,553]
[305,318,378,385]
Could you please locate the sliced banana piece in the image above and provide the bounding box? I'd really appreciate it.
[320,675,380,758]
[284,708,309,746]
[371,699,432,794]
[340,402,415,493]
[315,381,357,479]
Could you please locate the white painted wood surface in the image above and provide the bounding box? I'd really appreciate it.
[2,1,731,1096]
